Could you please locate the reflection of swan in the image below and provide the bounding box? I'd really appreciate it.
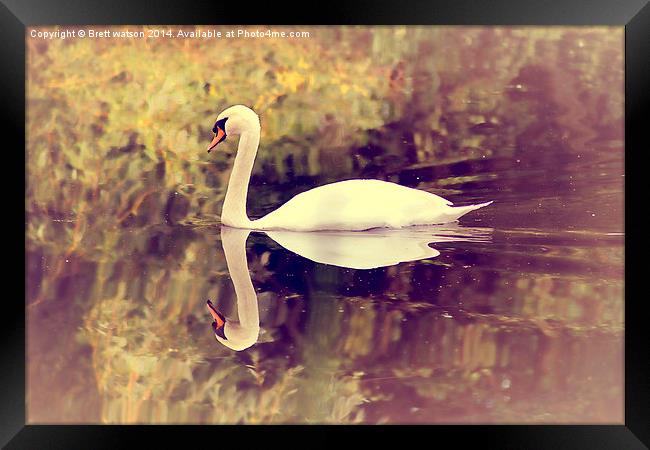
[207,105,492,231]
[266,224,491,270]
[207,227,259,351]
[207,224,491,350]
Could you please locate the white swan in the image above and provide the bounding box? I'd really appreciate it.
[206,225,492,350]
[207,105,492,231]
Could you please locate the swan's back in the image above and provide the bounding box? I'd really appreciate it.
[253,179,488,231]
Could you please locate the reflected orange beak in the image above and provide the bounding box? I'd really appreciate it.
[207,128,226,153]
[206,300,225,329]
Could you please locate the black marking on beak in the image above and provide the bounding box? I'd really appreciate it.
[212,117,228,134]
[212,321,227,340]
[207,118,228,153]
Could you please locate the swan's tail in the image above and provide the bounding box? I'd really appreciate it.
[446,200,493,222]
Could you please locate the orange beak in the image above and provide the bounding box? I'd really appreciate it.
[207,128,226,153]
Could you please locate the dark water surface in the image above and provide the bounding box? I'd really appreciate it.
[26,27,623,424]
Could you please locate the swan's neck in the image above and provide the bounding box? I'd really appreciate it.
[223,228,258,329]
[221,128,260,228]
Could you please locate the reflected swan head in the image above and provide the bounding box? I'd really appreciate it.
[207,299,260,352]
[206,299,227,338]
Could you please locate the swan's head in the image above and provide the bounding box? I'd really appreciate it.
[206,299,259,351]
[207,105,260,153]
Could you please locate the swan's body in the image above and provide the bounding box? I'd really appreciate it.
[256,179,491,232]
[208,105,492,231]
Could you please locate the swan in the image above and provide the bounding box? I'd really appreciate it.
[206,225,492,350]
[207,105,492,231]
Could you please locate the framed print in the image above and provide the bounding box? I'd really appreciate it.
[4,0,648,447]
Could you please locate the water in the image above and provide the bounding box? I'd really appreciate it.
[26,27,623,424]
[26,212,623,424]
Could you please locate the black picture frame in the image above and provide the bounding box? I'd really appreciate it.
[6,0,648,447]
